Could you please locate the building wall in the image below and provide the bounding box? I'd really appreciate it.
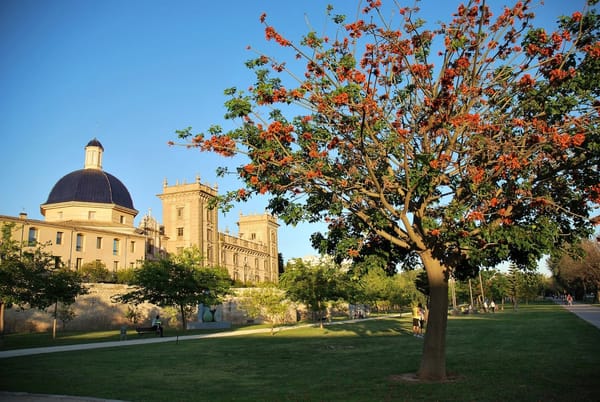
[0,214,146,271]
[158,178,279,283]
[158,177,219,266]
[238,213,279,282]
[41,201,137,226]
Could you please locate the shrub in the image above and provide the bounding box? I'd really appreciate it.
[80,261,112,283]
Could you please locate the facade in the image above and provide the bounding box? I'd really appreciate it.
[158,178,279,282]
[0,139,279,283]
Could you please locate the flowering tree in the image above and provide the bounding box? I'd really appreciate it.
[175,0,600,380]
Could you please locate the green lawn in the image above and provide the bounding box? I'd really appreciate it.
[1,303,599,402]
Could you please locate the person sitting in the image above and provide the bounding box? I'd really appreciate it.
[151,314,164,337]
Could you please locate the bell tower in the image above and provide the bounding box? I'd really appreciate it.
[157,176,219,266]
[237,213,279,282]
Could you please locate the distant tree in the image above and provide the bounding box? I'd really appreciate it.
[238,283,292,334]
[484,270,511,309]
[359,267,418,312]
[176,1,600,380]
[549,239,600,301]
[114,255,232,330]
[280,259,347,328]
[24,248,88,339]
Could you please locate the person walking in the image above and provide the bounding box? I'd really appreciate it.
[419,304,427,337]
[412,304,421,337]
[152,314,164,337]
[566,294,573,306]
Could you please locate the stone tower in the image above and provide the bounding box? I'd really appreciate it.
[157,176,219,266]
[237,212,280,282]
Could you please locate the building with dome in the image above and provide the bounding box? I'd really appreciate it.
[0,139,279,282]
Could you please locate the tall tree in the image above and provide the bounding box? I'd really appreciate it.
[0,223,87,338]
[175,1,600,380]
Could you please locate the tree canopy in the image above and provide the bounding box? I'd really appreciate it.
[0,223,87,337]
[175,0,600,380]
[114,255,232,330]
[549,239,600,300]
[280,258,348,327]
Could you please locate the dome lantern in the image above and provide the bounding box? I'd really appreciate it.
[84,138,104,170]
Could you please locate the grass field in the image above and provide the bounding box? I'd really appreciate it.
[1,303,599,402]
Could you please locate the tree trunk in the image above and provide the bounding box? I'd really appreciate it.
[0,301,4,336]
[52,301,58,340]
[417,251,449,381]
[179,304,187,331]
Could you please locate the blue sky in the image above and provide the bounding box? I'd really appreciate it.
[0,0,591,263]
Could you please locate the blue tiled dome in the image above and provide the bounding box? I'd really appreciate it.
[45,169,135,210]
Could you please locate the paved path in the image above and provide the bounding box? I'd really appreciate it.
[556,301,600,330]
[0,315,402,359]
[0,326,290,359]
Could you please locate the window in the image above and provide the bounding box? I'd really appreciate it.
[28,228,37,246]
[76,258,82,270]
[96,237,102,249]
[130,262,134,269]
[53,256,61,269]
[177,207,184,219]
[130,241,135,253]
[119,215,125,224]
[76,234,84,252]
[113,261,119,272]
[88,211,96,220]
[146,239,154,254]
[250,233,256,240]
[207,229,212,242]
[113,238,120,256]
[56,231,63,245]
[177,227,184,238]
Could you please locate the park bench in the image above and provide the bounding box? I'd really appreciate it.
[135,326,162,336]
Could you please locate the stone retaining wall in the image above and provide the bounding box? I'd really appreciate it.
[3,283,258,333]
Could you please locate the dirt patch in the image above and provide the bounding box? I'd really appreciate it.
[388,372,465,384]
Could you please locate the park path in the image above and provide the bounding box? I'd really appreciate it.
[0,314,401,359]
[556,301,600,330]
[1,304,598,360]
